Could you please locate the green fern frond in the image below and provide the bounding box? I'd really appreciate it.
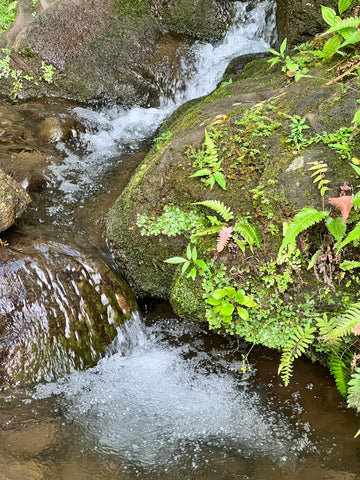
[191,225,224,237]
[234,217,262,252]
[193,200,234,223]
[347,366,360,411]
[278,323,316,386]
[203,129,219,167]
[324,303,360,342]
[317,313,339,341]
[325,216,346,243]
[322,16,360,35]
[329,347,352,397]
[337,222,360,252]
[352,192,360,210]
[278,208,328,257]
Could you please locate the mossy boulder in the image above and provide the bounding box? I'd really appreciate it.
[106,57,360,316]
[0,169,31,233]
[0,0,237,104]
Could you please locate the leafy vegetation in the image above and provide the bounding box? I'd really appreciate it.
[0,0,17,34]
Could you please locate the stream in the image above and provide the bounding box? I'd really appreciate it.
[0,1,360,478]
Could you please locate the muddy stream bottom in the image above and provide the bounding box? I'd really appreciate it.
[0,302,359,480]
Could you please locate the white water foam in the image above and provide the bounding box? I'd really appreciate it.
[34,317,314,475]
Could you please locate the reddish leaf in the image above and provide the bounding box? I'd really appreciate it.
[217,226,233,252]
[329,196,353,221]
[352,323,360,336]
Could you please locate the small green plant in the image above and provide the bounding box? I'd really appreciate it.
[207,286,256,325]
[164,244,209,280]
[136,205,204,237]
[286,115,310,148]
[0,0,17,34]
[268,38,309,81]
[190,129,226,190]
[154,130,172,150]
[41,61,56,83]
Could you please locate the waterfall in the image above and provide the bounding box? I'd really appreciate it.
[47,0,276,212]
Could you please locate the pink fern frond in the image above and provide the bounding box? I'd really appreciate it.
[329,196,353,221]
[352,323,360,336]
[217,226,233,252]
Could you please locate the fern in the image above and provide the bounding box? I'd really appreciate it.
[278,323,316,386]
[329,347,352,397]
[191,225,224,238]
[347,366,360,411]
[234,217,262,252]
[336,222,360,252]
[352,192,360,210]
[278,207,328,257]
[325,216,346,242]
[324,302,360,342]
[193,200,234,223]
[322,16,360,36]
[203,128,219,165]
[217,226,233,252]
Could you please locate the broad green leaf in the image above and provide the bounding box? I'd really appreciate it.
[322,34,342,59]
[187,267,197,280]
[213,289,229,300]
[209,175,216,190]
[190,168,212,178]
[326,216,346,242]
[280,38,287,56]
[353,192,360,210]
[226,287,236,298]
[186,243,192,259]
[220,302,234,316]
[194,259,209,270]
[181,261,190,275]
[321,6,338,26]
[340,29,360,48]
[207,297,221,306]
[222,315,232,324]
[242,296,256,308]
[213,171,227,190]
[237,306,249,321]
[164,256,186,264]
[191,246,197,261]
[339,260,360,271]
[338,0,352,14]
[337,222,360,252]
[235,289,246,304]
[268,49,280,56]
[307,249,320,270]
[267,56,281,68]
[353,109,360,126]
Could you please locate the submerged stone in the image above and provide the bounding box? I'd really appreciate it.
[0,169,31,233]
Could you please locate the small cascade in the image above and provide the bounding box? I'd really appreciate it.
[46,0,276,214]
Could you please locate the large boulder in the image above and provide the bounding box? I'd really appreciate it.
[0,169,31,233]
[0,0,237,104]
[106,57,360,312]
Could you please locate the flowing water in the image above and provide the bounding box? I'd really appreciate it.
[1,1,360,478]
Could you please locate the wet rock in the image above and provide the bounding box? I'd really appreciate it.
[1,0,237,104]
[276,0,337,46]
[39,116,84,142]
[0,237,137,388]
[0,169,31,233]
